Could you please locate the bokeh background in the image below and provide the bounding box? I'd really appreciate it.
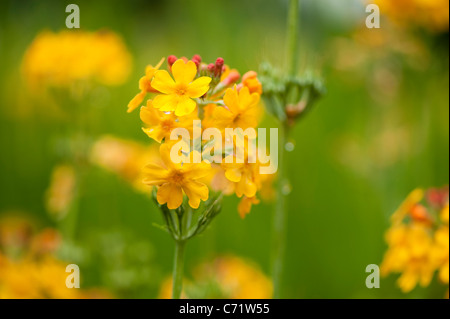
[0,0,448,298]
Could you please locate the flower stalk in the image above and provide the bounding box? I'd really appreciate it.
[172,240,186,299]
[271,0,300,299]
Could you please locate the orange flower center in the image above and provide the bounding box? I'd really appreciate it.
[170,170,185,185]
[161,120,173,131]
[175,84,187,96]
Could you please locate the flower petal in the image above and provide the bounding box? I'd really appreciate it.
[143,163,169,185]
[225,168,242,182]
[140,103,161,125]
[127,91,146,113]
[183,161,212,180]
[186,76,211,98]
[151,70,176,94]
[223,86,240,113]
[153,94,179,112]
[171,60,197,85]
[157,183,183,209]
[174,95,196,116]
[182,180,209,209]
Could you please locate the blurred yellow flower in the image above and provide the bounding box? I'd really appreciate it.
[22,30,132,90]
[376,0,449,33]
[45,165,76,219]
[0,220,110,299]
[90,135,160,193]
[151,59,211,116]
[238,196,260,219]
[143,144,211,209]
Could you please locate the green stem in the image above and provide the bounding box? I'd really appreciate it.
[272,123,289,299]
[286,0,300,76]
[172,240,186,299]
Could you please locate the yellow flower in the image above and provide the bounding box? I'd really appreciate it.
[212,86,260,131]
[151,59,211,116]
[381,223,435,293]
[143,144,211,209]
[242,71,263,94]
[127,57,165,113]
[22,30,132,90]
[140,100,197,143]
[238,196,260,219]
[90,135,161,193]
[222,154,262,198]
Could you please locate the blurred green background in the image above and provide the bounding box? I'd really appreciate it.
[0,0,448,298]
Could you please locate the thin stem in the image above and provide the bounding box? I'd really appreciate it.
[172,240,186,299]
[272,123,289,298]
[286,0,300,76]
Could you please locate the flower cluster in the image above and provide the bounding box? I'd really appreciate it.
[381,186,449,296]
[22,30,132,90]
[129,55,270,218]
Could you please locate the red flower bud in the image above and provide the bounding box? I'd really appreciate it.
[192,54,202,63]
[167,55,177,66]
[207,63,215,73]
[215,57,224,68]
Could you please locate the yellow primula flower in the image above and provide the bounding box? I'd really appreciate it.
[222,154,262,199]
[212,86,260,131]
[381,223,435,293]
[151,59,211,116]
[127,57,165,113]
[140,100,197,143]
[143,144,211,209]
[242,71,263,95]
[22,30,132,90]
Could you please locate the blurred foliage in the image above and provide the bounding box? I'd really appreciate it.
[0,0,448,298]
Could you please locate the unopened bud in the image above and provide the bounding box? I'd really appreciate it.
[215,58,224,77]
[242,71,258,82]
[167,55,177,66]
[192,54,202,63]
[410,204,432,223]
[215,57,224,68]
[222,70,241,86]
[207,63,215,73]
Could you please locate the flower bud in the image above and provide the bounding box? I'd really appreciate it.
[192,54,202,63]
[215,57,224,68]
[221,70,240,86]
[207,63,215,73]
[167,55,177,66]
